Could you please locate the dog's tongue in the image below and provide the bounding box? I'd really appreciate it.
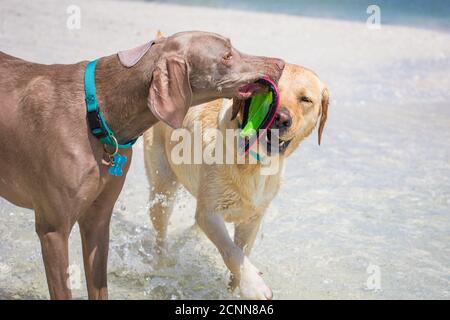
[233,78,273,120]
[238,82,267,99]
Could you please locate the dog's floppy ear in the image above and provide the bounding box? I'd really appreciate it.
[148,55,192,128]
[230,99,245,121]
[118,42,153,68]
[318,88,329,145]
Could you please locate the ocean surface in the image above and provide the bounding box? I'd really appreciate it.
[144,0,450,31]
[0,0,449,299]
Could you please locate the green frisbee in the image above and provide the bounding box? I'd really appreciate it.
[239,76,280,154]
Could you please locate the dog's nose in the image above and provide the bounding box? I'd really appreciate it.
[274,107,292,132]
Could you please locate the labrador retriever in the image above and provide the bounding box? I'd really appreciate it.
[143,63,328,300]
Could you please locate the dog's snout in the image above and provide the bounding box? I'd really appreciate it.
[262,58,285,83]
[274,107,292,131]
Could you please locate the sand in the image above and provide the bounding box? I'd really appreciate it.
[0,0,449,299]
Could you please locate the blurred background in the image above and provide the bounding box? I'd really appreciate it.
[0,0,449,299]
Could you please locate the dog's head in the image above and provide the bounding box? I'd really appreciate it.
[118,30,284,129]
[232,63,329,158]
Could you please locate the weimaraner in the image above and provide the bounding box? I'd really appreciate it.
[0,31,284,299]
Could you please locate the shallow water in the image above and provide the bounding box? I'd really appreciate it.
[0,0,449,299]
[1,101,449,299]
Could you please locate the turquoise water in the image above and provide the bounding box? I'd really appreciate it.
[145,0,450,31]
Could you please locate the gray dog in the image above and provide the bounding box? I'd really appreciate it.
[0,31,284,299]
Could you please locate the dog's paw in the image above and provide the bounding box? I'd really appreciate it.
[238,258,273,300]
[228,274,239,292]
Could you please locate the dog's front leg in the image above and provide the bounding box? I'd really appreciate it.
[229,215,264,291]
[78,156,131,300]
[78,188,119,300]
[195,207,272,300]
[234,215,264,256]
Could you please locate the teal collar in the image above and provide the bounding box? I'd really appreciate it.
[249,149,263,162]
[84,59,137,176]
[237,120,264,162]
[84,59,138,149]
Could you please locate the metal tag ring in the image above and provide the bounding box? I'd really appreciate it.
[104,135,119,157]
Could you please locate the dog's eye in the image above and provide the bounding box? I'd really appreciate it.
[300,96,312,103]
[223,52,233,61]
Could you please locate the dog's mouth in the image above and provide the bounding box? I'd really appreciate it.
[236,82,268,99]
[262,129,292,155]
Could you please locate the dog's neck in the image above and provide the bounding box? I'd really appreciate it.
[93,52,160,144]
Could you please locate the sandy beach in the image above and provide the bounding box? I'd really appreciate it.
[0,0,449,299]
